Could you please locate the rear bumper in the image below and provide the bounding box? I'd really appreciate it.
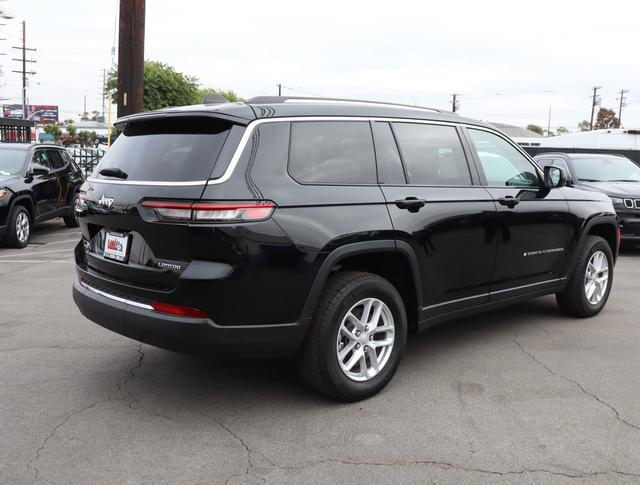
[73,280,309,357]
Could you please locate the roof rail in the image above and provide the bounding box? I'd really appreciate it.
[246,96,445,114]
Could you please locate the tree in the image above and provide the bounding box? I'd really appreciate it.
[107,61,244,111]
[578,120,590,131]
[556,126,569,134]
[216,89,244,103]
[594,108,620,130]
[526,124,544,135]
[43,124,62,140]
[77,130,97,147]
[66,124,77,137]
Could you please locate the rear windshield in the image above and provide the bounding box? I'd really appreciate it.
[93,117,232,182]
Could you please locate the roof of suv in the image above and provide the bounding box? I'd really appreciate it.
[115,97,495,130]
[535,152,627,159]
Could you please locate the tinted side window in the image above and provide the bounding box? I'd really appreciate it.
[372,122,405,184]
[47,150,66,170]
[392,123,471,185]
[289,121,376,184]
[468,129,539,187]
[31,150,53,172]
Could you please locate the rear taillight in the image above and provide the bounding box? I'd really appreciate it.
[151,301,208,318]
[141,201,276,223]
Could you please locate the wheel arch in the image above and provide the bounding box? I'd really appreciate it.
[300,240,423,330]
[565,216,619,278]
[9,194,35,221]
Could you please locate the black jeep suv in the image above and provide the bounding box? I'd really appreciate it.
[534,153,640,244]
[0,143,84,248]
[72,97,618,401]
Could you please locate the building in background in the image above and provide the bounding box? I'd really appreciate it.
[0,117,36,143]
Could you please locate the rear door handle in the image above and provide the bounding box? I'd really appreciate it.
[394,197,427,212]
[497,196,520,208]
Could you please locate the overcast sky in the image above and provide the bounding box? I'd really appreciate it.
[1,0,638,131]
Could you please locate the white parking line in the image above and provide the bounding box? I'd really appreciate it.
[0,248,73,258]
[27,238,80,248]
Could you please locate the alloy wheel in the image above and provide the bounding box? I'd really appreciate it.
[15,212,30,244]
[336,298,395,382]
[584,250,609,305]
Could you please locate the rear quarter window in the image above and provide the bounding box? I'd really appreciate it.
[94,117,232,182]
[288,121,376,184]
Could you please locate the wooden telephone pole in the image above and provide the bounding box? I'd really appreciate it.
[117,0,145,117]
[11,21,36,119]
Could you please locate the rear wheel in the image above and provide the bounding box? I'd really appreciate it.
[63,194,80,228]
[556,235,613,317]
[3,205,31,248]
[298,271,407,401]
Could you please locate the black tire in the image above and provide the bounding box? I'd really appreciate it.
[63,193,80,228]
[298,271,407,401]
[3,205,31,248]
[556,235,614,318]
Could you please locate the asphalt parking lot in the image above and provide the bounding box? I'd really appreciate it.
[1,222,640,485]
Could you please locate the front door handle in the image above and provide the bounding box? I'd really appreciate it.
[497,196,520,208]
[394,197,427,212]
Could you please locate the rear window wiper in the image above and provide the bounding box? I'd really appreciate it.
[578,178,604,182]
[608,179,640,183]
[99,167,128,179]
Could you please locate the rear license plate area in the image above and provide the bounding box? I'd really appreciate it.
[103,231,131,263]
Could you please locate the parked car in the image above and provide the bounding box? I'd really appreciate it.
[72,97,619,401]
[534,153,640,244]
[0,143,84,248]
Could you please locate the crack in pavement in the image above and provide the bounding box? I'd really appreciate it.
[513,337,640,433]
[25,345,145,481]
[202,413,274,485]
[276,458,640,479]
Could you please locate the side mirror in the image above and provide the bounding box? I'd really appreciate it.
[30,167,49,176]
[544,165,567,188]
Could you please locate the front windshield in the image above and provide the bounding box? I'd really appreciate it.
[573,156,640,182]
[0,149,28,176]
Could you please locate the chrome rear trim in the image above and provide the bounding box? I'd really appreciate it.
[80,281,154,310]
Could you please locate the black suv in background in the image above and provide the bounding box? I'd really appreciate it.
[535,153,640,244]
[72,97,618,401]
[0,143,84,248]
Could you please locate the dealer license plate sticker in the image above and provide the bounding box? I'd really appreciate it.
[103,232,130,262]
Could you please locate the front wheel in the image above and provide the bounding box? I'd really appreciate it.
[556,235,614,317]
[3,205,31,248]
[298,271,407,401]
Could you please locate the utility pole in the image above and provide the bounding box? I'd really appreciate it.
[11,21,36,119]
[547,106,552,136]
[277,83,282,96]
[618,89,629,127]
[589,86,601,131]
[83,94,87,119]
[117,0,145,117]
[101,69,106,118]
[450,93,459,113]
